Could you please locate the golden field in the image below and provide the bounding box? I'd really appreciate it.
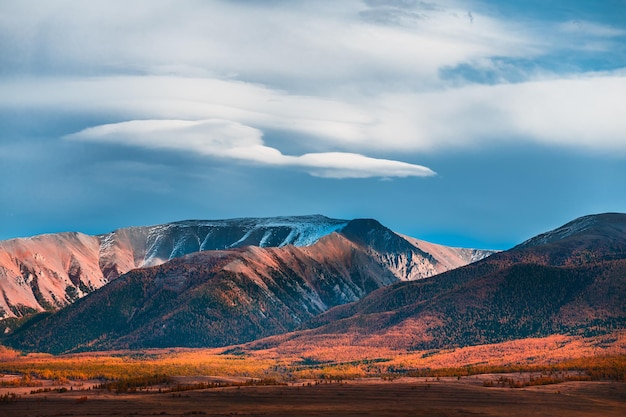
[1,332,624,384]
[0,336,624,417]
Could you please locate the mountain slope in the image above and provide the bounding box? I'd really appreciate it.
[264,213,626,351]
[0,232,104,318]
[0,215,348,319]
[2,219,494,353]
[0,216,492,321]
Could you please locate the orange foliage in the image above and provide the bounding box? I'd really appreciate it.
[0,334,624,387]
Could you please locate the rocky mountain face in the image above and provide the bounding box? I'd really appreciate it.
[0,215,349,319]
[276,213,626,351]
[2,219,494,353]
[0,232,104,319]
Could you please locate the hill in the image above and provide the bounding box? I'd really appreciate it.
[258,213,626,352]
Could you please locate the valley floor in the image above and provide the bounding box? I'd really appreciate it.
[0,378,624,417]
[1,337,624,416]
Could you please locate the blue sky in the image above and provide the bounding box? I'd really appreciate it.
[1,0,625,250]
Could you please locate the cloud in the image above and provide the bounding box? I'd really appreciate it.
[0,0,536,89]
[294,152,435,178]
[1,1,625,160]
[9,70,626,155]
[66,119,436,179]
[371,72,626,153]
[1,76,371,147]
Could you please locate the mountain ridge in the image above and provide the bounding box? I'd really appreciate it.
[2,218,495,353]
[4,212,624,354]
[0,215,493,321]
[269,212,626,352]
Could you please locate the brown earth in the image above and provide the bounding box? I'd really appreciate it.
[0,378,624,417]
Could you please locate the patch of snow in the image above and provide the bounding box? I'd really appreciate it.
[258,230,273,247]
[199,230,214,251]
[469,249,497,263]
[228,228,256,248]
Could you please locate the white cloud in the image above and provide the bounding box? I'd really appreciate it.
[66,119,435,179]
[68,119,265,156]
[293,152,435,178]
[370,72,626,153]
[1,0,625,161]
[0,0,536,90]
[9,71,626,155]
[1,76,372,145]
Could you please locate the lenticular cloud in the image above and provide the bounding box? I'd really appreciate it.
[67,119,435,179]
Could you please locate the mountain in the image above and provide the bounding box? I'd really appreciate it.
[269,213,626,352]
[0,215,349,319]
[2,219,494,353]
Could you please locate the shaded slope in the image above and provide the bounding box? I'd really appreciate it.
[269,213,626,351]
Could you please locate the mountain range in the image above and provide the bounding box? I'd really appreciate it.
[0,216,492,348]
[1,213,624,356]
[0,215,352,319]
